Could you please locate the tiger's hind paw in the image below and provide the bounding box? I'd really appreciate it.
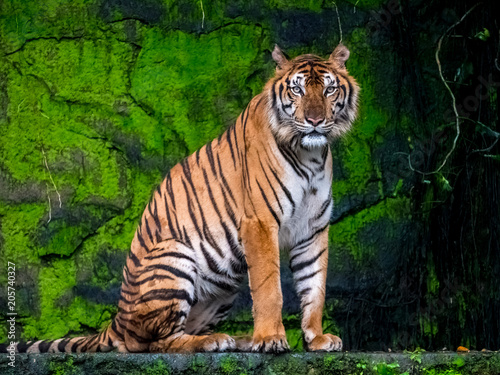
[306,334,342,352]
[198,333,236,352]
[251,334,290,353]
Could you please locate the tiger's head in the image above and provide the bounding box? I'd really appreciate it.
[266,44,360,149]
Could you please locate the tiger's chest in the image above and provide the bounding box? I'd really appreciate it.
[278,150,333,250]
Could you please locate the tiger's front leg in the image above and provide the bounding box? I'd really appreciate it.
[241,217,290,353]
[290,226,342,351]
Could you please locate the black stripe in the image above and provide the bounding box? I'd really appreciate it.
[226,126,237,169]
[296,62,309,70]
[217,153,237,205]
[257,154,284,213]
[107,334,113,347]
[232,121,241,163]
[120,286,139,296]
[165,173,176,210]
[163,192,178,240]
[219,181,237,227]
[266,159,296,216]
[145,251,195,263]
[196,149,201,165]
[182,159,215,252]
[136,288,193,306]
[256,179,280,226]
[271,81,277,108]
[155,183,162,198]
[200,242,223,275]
[81,334,99,352]
[155,229,162,244]
[128,251,142,267]
[139,306,187,325]
[314,198,332,221]
[295,269,321,283]
[144,216,154,244]
[291,223,329,251]
[111,320,125,341]
[278,143,309,181]
[230,256,247,274]
[181,179,203,238]
[136,231,148,252]
[201,275,239,292]
[115,318,150,344]
[38,340,51,353]
[149,198,162,231]
[58,338,71,352]
[242,151,252,193]
[205,142,218,177]
[145,264,194,285]
[124,274,174,287]
[183,226,193,249]
[203,168,222,219]
[298,287,312,297]
[221,221,244,261]
[337,71,354,106]
[16,342,30,353]
[291,248,327,273]
[203,224,224,257]
[71,338,86,353]
[242,104,250,136]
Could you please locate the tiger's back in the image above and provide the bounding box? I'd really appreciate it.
[14,43,358,354]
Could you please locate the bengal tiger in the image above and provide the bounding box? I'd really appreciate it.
[12,43,359,353]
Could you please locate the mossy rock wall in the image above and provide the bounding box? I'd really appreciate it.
[0,0,499,351]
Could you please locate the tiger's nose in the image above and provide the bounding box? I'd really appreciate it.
[306,117,324,126]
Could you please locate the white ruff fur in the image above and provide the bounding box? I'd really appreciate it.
[301,134,328,149]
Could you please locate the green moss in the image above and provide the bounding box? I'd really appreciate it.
[142,359,170,375]
[374,362,401,375]
[190,355,210,374]
[20,258,115,340]
[219,355,247,375]
[49,356,81,375]
[0,0,103,53]
[0,202,46,265]
[265,0,323,11]
[130,24,268,153]
[329,197,410,263]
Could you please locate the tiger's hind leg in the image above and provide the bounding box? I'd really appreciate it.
[126,239,235,353]
[147,296,237,353]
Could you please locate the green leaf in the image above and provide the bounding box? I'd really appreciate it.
[453,357,466,368]
[475,28,490,41]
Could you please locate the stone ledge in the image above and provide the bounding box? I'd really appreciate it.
[1,351,499,375]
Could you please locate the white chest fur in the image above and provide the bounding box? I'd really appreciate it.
[278,146,333,250]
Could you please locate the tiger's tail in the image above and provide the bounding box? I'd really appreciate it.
[1,323,121,353]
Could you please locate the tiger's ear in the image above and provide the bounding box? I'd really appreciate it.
[272,44,289,70]
[330,43,350,69]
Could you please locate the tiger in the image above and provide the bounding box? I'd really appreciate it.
[11,43,359,353]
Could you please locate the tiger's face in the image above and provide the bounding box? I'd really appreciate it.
[267,44,359,149]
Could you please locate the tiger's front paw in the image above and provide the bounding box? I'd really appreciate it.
[306,334,342,352]
[251,334,290,353]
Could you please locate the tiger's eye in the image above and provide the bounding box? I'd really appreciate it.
[326,86,337,95]
[291,86,302,95]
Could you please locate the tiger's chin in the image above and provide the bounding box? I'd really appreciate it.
[300,133,328,149]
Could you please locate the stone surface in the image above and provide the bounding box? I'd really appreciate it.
[0,0,499,352]
[1,352,500,375]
